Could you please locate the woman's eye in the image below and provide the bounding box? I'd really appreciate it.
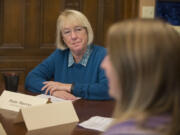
[64,31,71,34]
[76,28,83,31]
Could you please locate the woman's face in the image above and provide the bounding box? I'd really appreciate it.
[62,24,88,54]
[101,56,121,100]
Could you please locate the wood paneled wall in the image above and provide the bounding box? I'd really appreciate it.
[0,0,139,93]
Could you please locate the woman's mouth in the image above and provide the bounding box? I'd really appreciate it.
[72,42,81,46]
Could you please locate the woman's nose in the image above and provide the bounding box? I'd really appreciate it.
[71,31,78,40]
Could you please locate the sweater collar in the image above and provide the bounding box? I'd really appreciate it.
[68,45,92,67]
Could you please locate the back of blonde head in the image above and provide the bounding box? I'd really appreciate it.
[107,19,180,135]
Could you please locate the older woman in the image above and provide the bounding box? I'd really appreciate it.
[102,19,180,135]
[25,10,110,100]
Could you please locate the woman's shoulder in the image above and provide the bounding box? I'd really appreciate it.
[48,48,69,58]
[53,48,69,54]
[103,120,140,135]
[91,44,107,57]
[104,121,157,135]
[103,115,170,135]
[92,44,107,52]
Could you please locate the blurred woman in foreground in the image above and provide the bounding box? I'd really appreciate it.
[102,19,180,135]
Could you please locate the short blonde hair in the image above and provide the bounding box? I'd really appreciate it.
[56,9,94,50]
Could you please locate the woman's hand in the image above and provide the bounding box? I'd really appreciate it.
[41,81,72,95]
[52,91,77,100]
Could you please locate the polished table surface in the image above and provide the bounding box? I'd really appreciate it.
[0,94,115,135]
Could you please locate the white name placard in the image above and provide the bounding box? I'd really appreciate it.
[0,90,47,112]
[0,90,79,133]
[14,101,79,133]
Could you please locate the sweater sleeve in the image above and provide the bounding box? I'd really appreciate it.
[72,48,111,100]
[25,50,57,93]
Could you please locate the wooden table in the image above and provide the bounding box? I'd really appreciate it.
[0,97,115,135]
